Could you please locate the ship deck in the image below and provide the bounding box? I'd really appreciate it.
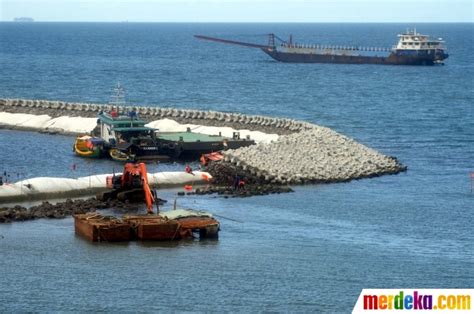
[157,132,227,142]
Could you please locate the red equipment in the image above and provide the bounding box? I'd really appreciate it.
[200,152,224,166]
[98,162,157,214]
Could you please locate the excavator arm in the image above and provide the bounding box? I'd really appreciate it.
[138,163,155,214]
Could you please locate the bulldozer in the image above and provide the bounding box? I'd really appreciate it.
[97,162,161,214]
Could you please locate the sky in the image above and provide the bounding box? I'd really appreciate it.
[0,0,472,22]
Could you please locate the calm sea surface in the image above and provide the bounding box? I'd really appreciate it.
[0,23,473,312]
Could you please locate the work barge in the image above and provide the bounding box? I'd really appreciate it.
[74,210,220,242]
[92,111,254,161]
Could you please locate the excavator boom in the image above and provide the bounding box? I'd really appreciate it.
[138,163,155,214]
[194,35,272,49]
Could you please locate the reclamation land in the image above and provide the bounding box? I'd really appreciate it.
[0,98,406,188]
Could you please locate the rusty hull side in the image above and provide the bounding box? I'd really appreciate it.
[137,220,182,241]
[74,214,131,242]
[124,215,184,241]
[74,214,97,241]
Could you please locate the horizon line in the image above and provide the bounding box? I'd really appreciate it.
[2,21,473,23]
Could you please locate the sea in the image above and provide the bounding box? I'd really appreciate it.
[0,23,473,312]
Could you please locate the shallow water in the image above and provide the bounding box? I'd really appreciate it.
[0,23,473,312]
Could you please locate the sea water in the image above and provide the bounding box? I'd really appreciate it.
[0,23,472,312]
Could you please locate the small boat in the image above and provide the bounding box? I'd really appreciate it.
[73,135,104,158]
[109,148,133,162]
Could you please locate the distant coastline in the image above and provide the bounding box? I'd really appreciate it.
[13,17,34,22]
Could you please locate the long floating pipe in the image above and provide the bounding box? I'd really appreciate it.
[194,35,271,49]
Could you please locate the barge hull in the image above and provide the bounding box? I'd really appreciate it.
[74,213,220,242]
[262,49,443,65]
[74,214,131,242]
[124,216,183,240]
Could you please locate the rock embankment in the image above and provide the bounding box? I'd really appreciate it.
[220,128,406,184]
[0,198,166,223]
[0,98,407,185]
[0,98,299,135]
[0,198,106,223]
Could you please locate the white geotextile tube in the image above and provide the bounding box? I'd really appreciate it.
[0,112,279,144]
[0,171,212,202]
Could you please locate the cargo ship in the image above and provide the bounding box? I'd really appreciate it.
[195,30,448,66]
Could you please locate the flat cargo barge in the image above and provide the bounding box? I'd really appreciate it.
[157,131,254,158]
[74,210,220,242]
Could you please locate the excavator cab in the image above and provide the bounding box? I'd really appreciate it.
[98,162,159,214]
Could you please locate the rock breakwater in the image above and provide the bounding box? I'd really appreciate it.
[1,98,407,185]
[0,98,299,135]
[0,198,105,223]
[220,128,406,184]
[0,198,159,223]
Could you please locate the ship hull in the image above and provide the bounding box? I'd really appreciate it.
[262,49,447,66]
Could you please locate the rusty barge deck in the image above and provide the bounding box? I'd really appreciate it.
[74,211,220,242]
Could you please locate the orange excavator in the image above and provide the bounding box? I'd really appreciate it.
[97,162,160,214]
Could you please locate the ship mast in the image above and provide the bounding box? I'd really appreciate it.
[110,82,126,107]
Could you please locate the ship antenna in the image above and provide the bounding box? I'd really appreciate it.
[110,82,126,107]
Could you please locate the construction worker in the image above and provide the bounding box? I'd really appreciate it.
[110,106,119,118]
[238,178,246,190]
[185,165,195,176]
[128,108,138,119]
[233,175,240,190]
